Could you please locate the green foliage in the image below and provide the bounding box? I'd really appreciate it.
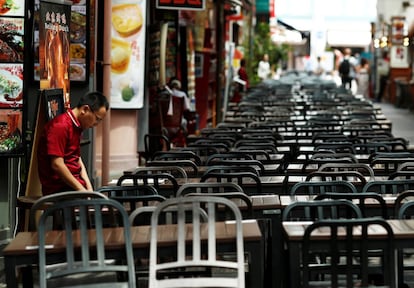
[242,22,291,86]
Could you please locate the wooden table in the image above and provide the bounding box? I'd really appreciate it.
[4,220,264,288]
[282,219,414,287]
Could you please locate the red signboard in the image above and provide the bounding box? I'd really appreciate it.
[156,0,205,10]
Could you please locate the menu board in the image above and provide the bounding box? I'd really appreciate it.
[110,0,146,109]
[0,0,25,154]
[33,0,89,83]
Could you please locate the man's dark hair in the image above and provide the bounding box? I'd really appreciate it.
[77,91,109,111]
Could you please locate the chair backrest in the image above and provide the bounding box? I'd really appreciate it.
[147,159,199,177]
[37,198,136,288]
[29,191,108,231]
[394,190,414,218]
[206,153,254,165]
[315,192,388,218]
[205,159,265,176]
[282,199,362,221]
[302,218,395,288]
[317,162,375,180]
[397,200,414,219]
[117,173,179,197]
[177,182,245,197]
[133,165,188,180]
[200,171,262,195]
[290,180,358,195]
[110,194,166,214]
[97,184,158,196]
[144,133,171,162]
[183,192,254,219]
[152,150,202,165]
[304,170,367,187]
[362,179,414,194]
[203,165,260,177]
[148,196,245,288]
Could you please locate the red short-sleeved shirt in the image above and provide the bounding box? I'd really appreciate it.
[37,110,86,195]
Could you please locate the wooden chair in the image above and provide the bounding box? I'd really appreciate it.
[37,198,136,287]
[147,196,245,288]
[302,218,395,288]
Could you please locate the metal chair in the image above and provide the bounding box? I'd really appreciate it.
[37,198,136,288]
[302,218,395,288]
[315,192,388,218]
[147,159,199,177]
[290,180,358,195]
[148,196,245,288]
[176,182,245,196]
[200,171,263,195]
[117,173,179,197]
[317,162,375,181]
[282,199,362,221]
[132,165,188,181]
[362,179,414,194]
[29,191,108,232]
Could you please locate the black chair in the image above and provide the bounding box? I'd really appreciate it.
[142,133,171,163]
[282,199,362,221]
[203,165,260,177]
[147,159,199,178]
[302,218,395,288]
[176,182,245,196]
[117,173,179,197]
[151,150,202,166]
[205,159,265,176]
[290,180,358,195]
[362,179,414,194]
[200,171,263,195]
[394,190,414,218]
[317,163,375,181]
[132,165,188,180]
[97,184,159,197]
[37,198,136,287]
[315,192,388,218]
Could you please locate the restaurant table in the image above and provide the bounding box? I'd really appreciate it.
[282,219,414,287]
[4,220,264,288]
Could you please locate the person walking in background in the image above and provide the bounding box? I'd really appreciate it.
[232,58,249,103]
[356,57,370,99]
[37,91,109,195]
[377,51,390,102]
[257,53,271,81]
[338,48,357,90]
[314,56,325,77]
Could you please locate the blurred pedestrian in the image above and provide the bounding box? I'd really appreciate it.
[377,51,390,102]
[257,53,271,81]
[338,48,357,90]
[356,57,370,99]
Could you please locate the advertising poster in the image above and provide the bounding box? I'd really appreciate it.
[0,108,22,153]
[0,17,24,63]
[110,0,146,109]
[0,63,23,108]
[39,0,71,107]
[0,0,25,17]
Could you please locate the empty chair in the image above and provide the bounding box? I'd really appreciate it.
[206,159,265,176]
[152,150,202,166]
[282,199,362,221]
[147,159,199,178]
[176,182,245,196]
[37,198,136,287]
[142,134,171,163]
[394,190,414,218]
[362,179,414,194]
[147,196,245,288]
[304,170,367,188]
[201,171,262,195]
[29,191,108,232]
[290,180,358,195]
[117,173,179,197]
[315,192,388,218]
[97,184,158,196]
[203,165,260,177]
[132,165,188,180]
[206,153,254,165]
[318,163,375,181]
[301,218,395,288]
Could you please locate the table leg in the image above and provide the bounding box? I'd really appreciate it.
[4,256,18,288]
[287,241,301,288]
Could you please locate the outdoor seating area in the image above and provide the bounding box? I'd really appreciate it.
[5,73,414,288]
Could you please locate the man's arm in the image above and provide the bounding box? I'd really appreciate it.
[50,156,91,191]
[79,157,93,190]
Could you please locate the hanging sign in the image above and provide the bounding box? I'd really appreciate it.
[39,0,71,107]
[110,0,147,109]
[156,0,205,10]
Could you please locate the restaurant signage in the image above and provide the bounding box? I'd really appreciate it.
[156,0,205,11]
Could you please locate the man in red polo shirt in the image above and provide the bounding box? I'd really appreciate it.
[37,91,109,195]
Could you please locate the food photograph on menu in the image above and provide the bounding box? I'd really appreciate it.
[0,17,24,63]
[0,63,23,108]
[0,108,22,153]
[0,0,25,16]
[70,5,87,82]
[110,0,146,109]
